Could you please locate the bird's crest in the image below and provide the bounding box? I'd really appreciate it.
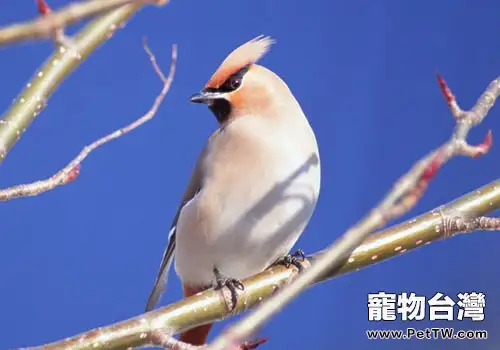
[206,35,275,89]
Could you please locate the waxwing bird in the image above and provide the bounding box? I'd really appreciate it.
[145,35,321,345]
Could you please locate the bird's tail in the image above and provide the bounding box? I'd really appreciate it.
[145,227,177,312]
[179,284,213,345]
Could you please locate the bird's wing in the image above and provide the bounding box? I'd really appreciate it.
[145,132,217,312]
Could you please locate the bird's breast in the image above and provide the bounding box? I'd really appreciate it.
[201,121,319,233]
[174,116,320,285]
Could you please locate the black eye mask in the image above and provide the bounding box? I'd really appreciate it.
[204,65,251,124]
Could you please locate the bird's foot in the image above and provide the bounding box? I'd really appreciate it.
[213,267,245,311]
[272,249,306,272]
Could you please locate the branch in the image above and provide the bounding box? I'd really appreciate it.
[22,178,500,350]
[34,0,79,48]
[206,75,500,348]
[0,40,177,201]
[0,2,152,165]
[0,0,167,47]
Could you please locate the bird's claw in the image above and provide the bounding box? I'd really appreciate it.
[272,249,306,272]
[213,267,245,311]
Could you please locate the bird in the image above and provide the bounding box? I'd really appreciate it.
[145,35,321,346]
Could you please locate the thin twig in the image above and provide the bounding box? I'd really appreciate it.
[21,177,500,350]
[205,75,500,349]
[0,41,177,201]
[0,0,167,46]
[149,330,267,350]
[0,4,146,165]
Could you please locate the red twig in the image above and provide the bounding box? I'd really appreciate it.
[149,329,266,350]
[36,0,52,15]
[383,74,497,219]
[437,73,461,117]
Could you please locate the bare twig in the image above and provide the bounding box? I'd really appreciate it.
[0,4,147,165]
[0,41,177,201]
[0,0,167,46]
[205,76,500,349]
[22,177,500,350]
[0,2,170,163]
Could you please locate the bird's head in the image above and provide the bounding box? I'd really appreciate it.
[190,36,294,124]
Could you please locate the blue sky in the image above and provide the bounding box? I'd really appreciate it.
[1,1,499,349]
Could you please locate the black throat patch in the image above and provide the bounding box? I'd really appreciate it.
[208,99,232,124]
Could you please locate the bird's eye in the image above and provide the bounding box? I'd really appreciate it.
[219,65,250,92]
[227,76,241,90]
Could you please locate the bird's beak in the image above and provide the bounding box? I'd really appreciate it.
[190,90,227,104]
